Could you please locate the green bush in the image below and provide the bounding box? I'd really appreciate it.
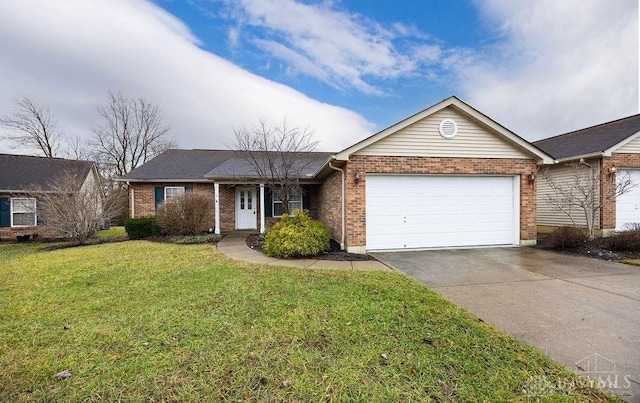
[263,209,330,258]
[545,226,587,249]
[124,217,160,240]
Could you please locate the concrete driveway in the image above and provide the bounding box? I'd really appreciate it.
[373,247,640,401]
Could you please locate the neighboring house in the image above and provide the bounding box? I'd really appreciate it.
[121,96,553,253]
[534,114,640,235]
[0,153,100,240]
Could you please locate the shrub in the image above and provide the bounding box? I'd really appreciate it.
[609,223,640,251]
[156,192,214,235]
[263,209,330,258]
[545,226,588,249]
[124,217,160,239]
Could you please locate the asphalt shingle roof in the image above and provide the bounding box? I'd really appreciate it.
[533,114,640,160]
[0,153,94,191]
[120,149,332,181]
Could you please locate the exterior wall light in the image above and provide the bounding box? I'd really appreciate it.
[355,171,361,184]
[608,166,617,174]
[528,173,536,184]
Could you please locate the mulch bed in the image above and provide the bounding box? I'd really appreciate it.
[536,233,640,261]
[245,233,373,261]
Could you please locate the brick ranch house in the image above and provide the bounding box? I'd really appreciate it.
[120,96,553,253]
[0,153,101,240]
[534,113,640,236]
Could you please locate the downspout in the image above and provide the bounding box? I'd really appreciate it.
[128,181,135,218]
[328,161,345,250]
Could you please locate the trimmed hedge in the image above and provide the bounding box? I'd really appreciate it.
[124,217,160,240]
[263,209,330,258]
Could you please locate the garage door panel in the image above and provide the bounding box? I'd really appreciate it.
[616,170,640,230]
[366,175,517,250]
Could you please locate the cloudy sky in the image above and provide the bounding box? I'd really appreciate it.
[0,0,637,156]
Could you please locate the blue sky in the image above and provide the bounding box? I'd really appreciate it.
[0,0,637,155]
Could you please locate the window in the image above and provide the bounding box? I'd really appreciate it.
[11,198,36,227]
[273,191,303,217]
[164,186,185,201]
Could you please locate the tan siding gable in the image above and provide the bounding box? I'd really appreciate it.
[354,107,530,158]
[614,135,640,153]
[537,163,600,228]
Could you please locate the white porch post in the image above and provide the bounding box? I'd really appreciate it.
[214,182,220,235]
[260,183,265,234]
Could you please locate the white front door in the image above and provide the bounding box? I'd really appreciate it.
[236,187,257,229]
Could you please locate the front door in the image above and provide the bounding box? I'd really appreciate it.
[236,187,257,229]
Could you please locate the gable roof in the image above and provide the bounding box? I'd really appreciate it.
[119,149,332,182]
[0,153,94,192]
[333,96,553,164]
[533,114,640,161]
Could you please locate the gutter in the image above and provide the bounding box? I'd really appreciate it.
[328,160,345,251]
[553,152,605,164]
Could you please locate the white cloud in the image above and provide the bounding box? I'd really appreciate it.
[453,0,638,140]
[221,0,441,95]
[0,0,374,156]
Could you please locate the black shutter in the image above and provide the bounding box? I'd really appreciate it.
[154,186,164,212]
[36,199,45,225]
[0,197,9,227]
[302,187,310,211]
[264,187,273,217]
[185,185,193,192]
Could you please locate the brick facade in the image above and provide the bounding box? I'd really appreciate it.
[318,170,343,242]
[128,182,321,232]
[600,153,640,231]
[341,155,538,250]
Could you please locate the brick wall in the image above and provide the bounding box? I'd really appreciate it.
[318,170,343,242]
[129,182,237,231]
[0,226,61,241]
[343,155,539,249]
[600,154,640,230]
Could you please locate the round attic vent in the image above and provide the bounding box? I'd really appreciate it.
[439,118,458,139]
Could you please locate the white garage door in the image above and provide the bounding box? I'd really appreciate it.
[366,175,519,250]
[616,169,640,230]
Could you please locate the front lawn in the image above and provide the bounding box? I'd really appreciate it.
[0,241,613,401]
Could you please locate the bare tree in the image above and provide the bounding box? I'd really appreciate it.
[25,169,114,244]
[229,118,319,214]
[90,91,175,224]
[541,162,635,237]
[90,91,175,177]
[0,97,62,157]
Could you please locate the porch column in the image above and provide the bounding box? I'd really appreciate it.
[214,182,220,235]
[260,183,265,234]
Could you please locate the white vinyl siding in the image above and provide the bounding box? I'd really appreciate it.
[355,107,530,159]
[537,163,600,228]
[614,137,640,153]
[366,175,519,250]
[11,198,37,227]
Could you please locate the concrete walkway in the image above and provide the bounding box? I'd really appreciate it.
[216,232,391,271]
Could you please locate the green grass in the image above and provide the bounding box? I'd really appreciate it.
[0,242,614,401]
[618,259,640,267]
[94,226,127,239]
